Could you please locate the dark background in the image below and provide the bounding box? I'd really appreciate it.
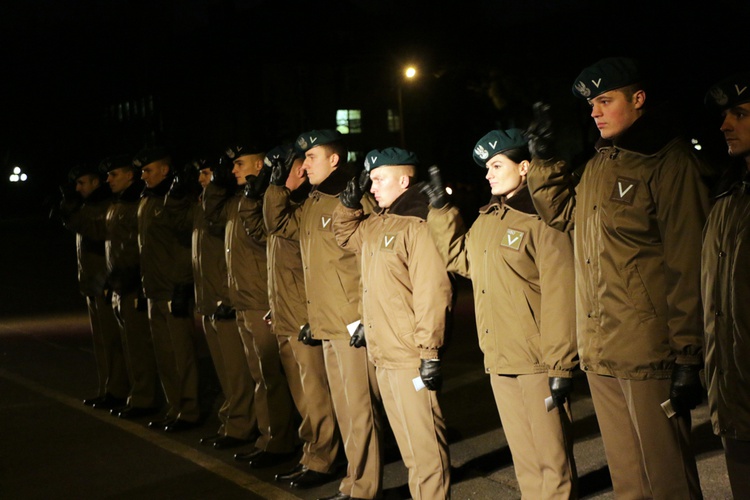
[1,0,747,219]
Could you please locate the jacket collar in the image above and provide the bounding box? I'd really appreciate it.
[478,183,537,215]
[116,180,143,202]
[595,104,680,156]
[379,184,429,219]
[312,167,351,196]
[83,185,111,204]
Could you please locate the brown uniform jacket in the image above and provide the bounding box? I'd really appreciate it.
[428,185,577,377]
[137,178,194,300]
[192,192,232,316]
[204,184,268,312]
[105,181,143,295]
[702,171,750,439]
[333,185,452,369]
[264,167,364,341]
[61,185,111,297]
[527,110,710,379]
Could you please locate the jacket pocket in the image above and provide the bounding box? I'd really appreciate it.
[619,263,656,321]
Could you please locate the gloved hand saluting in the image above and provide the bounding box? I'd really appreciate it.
[298,323,321,346]
[349,323,366,348]
[269,144,297,186]
[670,364,703,415]
[420,165,449,209]
[420,359,442,391]
[525,102,555,160]
[548,376,573,407]
[358,168,372,194]
[244,166,271,200]
[339,177,363,209]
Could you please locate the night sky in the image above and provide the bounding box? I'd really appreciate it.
[1,0,747,214]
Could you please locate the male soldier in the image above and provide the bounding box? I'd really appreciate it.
[265,129,382,500]
[526,57,708,498]
[100,154,160,418]
[59,163,129,410]
[188,157,258,449]
[702,71,750,497]
[203,144,296,467]
[136,147,201,432]
[258,145,341,488]
[332,147,452,499]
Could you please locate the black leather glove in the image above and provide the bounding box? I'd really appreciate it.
[212,302,236,321]
[525,102,555,160]
[549,376,573,407]
[339,177,363,209]
[419,359,442,391]
[349,323,366,348]
[297,323,321,346]
[358,168,372,193]
[269,144,297,186]
[420,165,449,209]
[170,283,193,318]
[670,364,703,415]
[211,156,237,191]
[244,166,271,200]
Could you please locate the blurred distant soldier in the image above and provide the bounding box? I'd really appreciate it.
[59,163,129,410]
[702,71,750,498]
[204,144,296,467]
[136,147,201,432]
[100,154,160,419]
[259,144,341,488]
[187,157,258,450]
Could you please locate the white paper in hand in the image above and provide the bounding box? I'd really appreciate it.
[413,376,425,392]
[347,320,361,337]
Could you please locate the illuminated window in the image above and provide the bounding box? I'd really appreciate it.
[336,109,362,134]
[387,109,401,133]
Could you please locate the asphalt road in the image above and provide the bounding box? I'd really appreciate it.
[0,217,732,499]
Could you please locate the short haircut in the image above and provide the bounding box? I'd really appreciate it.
[321,140,348,168]
[503,146,531,164]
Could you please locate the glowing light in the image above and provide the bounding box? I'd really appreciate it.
[13,166,21,174]
[20,173,28,181]
[9,174,19,182]
[404,66,417,79]
[445,186,453,195]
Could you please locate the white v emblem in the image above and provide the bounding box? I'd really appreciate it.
[489,141,497,148]
[617,182,634,197]
[592,78,602,88]
[736,84,748,96]
[310,136,318,143]
[321,217,331,228]
[384,235,395,247]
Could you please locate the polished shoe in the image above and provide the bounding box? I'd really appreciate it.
[275,463,306,482]
[115,406,160,419]
[317,493,351,500]
[200,433,221,445]
[147,416,176,429]
[82,395,106,406]
[164,419,200,432]
[92,394,127,410]
[248,450,297,469]
[291,468,335,489]
[233,448,263,462]
[213,436,250,450]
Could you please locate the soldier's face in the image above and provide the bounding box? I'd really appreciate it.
[370,166,407,208]
[198,168,212,189]
[302,145,338,186]
[75,174,99,199]
[140,162,169,188]
[588,89,644,140]
[107,167,133,194]
[232,155,262,186]
[720,103,750,161]
[485,154,528,197]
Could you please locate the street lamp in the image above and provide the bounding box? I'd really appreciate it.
[397,65,418,148]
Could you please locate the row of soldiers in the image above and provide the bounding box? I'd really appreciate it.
[59,56,750,500]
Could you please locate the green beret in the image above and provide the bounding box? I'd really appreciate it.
[98,154,134,175]
[67,163,101,183]
[363,147,419,172]
[572,57,642,99]
[705,71,750,112]
[295,129,342,154]
[263,143,298,169]
[472,129,528,167]
[133,146,171,168]
[189,157,218,171]
[224,143,264,160]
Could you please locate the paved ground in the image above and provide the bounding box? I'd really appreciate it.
[0,217,732,499]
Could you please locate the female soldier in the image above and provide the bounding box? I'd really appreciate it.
[425,128,578,499]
